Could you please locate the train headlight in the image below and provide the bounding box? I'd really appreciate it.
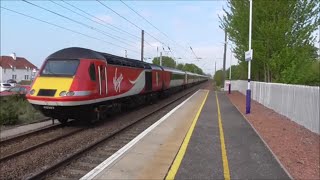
[66,91,74,96]
[29,89,35,95]
[59,91,67,96]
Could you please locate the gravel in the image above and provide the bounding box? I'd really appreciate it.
[0,126,81,157]
[227,91,320,180]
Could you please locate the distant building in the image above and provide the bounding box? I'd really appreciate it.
[0,53,38,83]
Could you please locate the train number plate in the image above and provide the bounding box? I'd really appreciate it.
[43,106,55,110]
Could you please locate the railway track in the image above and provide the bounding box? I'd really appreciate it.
[0,118,59,145]
[0,82,207,179]
[0,127,85,163]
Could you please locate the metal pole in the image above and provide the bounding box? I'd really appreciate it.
[141,30,144,61]
[160,52,162,66]
[215,61,216,75]
[223,30,227,90]
[246,0,253,114]
[157,46,159,62]
[125,50,127,58]
[229,49,232,94]
[214,61,216,83]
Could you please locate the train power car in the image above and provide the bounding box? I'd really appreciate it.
[26,47,208,124]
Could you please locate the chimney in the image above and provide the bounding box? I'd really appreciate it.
[10,53,16,60]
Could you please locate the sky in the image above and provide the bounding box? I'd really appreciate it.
[1,0,238,75]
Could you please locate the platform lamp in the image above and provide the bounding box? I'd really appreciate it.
[245,0,253,114]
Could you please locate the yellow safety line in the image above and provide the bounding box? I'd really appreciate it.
[165,90,209,180]
[215,92,231,180]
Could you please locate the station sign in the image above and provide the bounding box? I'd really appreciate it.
[245,49,253,61]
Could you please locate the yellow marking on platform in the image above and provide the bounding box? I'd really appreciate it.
[215,92,231,180]
[165,90,209,180]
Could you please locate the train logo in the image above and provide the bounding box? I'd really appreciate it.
[113,68,123,93]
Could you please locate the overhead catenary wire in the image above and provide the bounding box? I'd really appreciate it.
[119,0,192,59]
[60,0,153,47]
[22,0,139,49]
[96,0,166,48]
[49,0,137,46]
[190,46,200,60]
[0,6,140,55]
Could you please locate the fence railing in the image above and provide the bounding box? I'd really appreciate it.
[226,80,320,134]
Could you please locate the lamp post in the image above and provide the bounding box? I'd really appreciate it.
[229,48,232,94]
[246,0,253,114]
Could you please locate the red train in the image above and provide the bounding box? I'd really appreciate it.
[26,47,208,123]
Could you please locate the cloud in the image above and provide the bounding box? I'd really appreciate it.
[180,45,237,75]
[140,10,152,18]
[180,5,201,13]
[93,14,113,24]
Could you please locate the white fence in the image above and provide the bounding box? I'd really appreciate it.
[227,80,320,134]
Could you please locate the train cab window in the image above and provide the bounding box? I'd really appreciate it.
[89,63,96,81]
[41,59,79,76]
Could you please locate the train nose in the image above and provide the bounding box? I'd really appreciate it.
[28,77,74,98]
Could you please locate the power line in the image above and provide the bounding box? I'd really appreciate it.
[96,0,165,47]
[22,0,139,49]
[190,46,200,60]
[0,6,140,55]
[49,0,137,46]
[60,0,149,45]
[120,0,190,53]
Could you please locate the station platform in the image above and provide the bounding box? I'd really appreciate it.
[81,89,291,180]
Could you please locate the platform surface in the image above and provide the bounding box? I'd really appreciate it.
[173,91,290,179]
[82,90,290,180]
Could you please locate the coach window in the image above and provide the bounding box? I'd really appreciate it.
[89,63,96,81]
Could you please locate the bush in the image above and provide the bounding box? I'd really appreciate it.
[0,96,20,125]
[18,80,32,85]
[0,95,45,125]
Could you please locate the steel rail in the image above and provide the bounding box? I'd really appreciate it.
[0,128,85,163]
[0,118,61,146]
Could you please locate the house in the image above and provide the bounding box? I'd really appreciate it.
[0,53,38,83]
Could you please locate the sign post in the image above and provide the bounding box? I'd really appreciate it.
[246,0,253,114]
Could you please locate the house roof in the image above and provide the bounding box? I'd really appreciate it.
[0,56,38,70]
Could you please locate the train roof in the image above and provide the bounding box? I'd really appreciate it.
[161,66,185,74]
[46,47,206,75]
[47,47,152,69]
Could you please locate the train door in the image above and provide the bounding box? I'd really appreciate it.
[145,71,152,92]
[97,63,107,96]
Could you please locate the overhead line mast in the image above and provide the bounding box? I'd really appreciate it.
[97,0,189,60]
[119,0,192,61]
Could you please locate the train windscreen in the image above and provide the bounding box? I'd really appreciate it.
[41,59,79,76]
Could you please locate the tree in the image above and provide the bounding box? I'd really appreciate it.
[214,69,224,87]
[176,63,184,70]
[182,63,204,75]
[220,0,319,85]
[152,56,176,68]
[226,64,247,80]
